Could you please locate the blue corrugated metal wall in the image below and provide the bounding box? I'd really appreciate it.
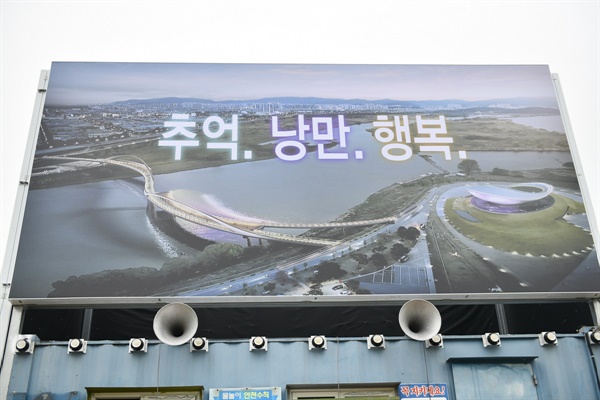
[7,335,600,400]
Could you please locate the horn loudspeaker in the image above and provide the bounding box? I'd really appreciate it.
[398,299,442,341]
[153,303,198,346]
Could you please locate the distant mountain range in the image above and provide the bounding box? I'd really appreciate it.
[109,96,559,109]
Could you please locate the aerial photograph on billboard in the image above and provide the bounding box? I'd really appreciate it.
[9,62,599,299]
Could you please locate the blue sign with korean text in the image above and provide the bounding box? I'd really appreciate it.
[210,387,281,400]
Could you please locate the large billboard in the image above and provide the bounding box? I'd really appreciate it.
[8,62,599,300]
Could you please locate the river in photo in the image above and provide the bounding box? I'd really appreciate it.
[10,119,577,297]
[506,115,566,133]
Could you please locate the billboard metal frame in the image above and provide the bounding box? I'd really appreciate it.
[1,66,599,308]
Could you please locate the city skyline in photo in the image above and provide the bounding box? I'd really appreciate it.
[45,63,559,106]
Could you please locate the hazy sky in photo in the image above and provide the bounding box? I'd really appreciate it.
[45,62,557,106]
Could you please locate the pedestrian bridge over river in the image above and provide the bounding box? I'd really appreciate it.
[45,155,396,246]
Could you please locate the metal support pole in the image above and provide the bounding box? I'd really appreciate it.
[495,303,509,334]
[0,306,23,399]
[591,299,600,326]
[82,309,94,340]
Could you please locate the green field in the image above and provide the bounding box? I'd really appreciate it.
[445,194,593,256]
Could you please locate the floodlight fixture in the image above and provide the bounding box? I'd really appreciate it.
[15,338,31,353]
[426,333,444,348]
[539,331,558,346]
[15,335,38,354]
[68,338,87,354]
[250,336,268,351]
[309,335,327,350]
[367,334,385,349]
[190,337,208,352]
[587,329,600,345]
[129,338,148,353]
[482,332,501,347]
